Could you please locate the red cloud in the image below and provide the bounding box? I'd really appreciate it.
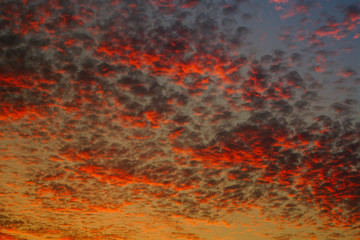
[269,0,289,3]
[337,68,356,78]
[314,24,346,40]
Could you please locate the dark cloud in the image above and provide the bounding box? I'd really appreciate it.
[241,12,252,21]
[343,3,360,23]
[283,71,304,88]
[330,102,351,114]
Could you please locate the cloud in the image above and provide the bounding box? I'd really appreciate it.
[277,0,318,19]
[337,67,357,78]
[270,0,289,3]
[0,0,359,240]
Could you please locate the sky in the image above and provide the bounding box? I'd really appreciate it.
[0,0,360,239]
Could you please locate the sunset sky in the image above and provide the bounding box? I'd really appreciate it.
[0,0,360,239]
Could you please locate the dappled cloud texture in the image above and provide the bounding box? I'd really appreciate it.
[0,0,360,239]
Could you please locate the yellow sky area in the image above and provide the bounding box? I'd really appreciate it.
[0,229,51,240]
[0,202,271,240]
[0,137,356,240]
[0,196,355,240]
